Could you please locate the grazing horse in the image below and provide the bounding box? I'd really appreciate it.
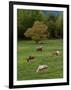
[53,50,60,56]
[26,55,35,62]
[36,65,48,72]
[36,46,43,51]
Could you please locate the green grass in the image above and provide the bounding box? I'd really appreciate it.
[17,39,63,80]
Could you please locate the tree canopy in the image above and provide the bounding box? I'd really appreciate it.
[24,21,48,43]
[17,9,63,40]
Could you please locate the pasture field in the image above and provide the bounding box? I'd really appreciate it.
[17,39,63,80]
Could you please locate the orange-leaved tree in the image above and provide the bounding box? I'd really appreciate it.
[24,21,48,43]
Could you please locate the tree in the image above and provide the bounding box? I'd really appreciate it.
[17,9,44,40]
[24,21,48,43]
[45,13,57,38]
[55,13,63,38]
[44,11,63,39]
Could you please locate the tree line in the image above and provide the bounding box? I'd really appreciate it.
[17,9,63,40]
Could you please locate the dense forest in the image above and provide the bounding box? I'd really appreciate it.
[17,9,63,40]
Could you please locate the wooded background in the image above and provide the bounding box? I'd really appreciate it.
[17,9,63,40]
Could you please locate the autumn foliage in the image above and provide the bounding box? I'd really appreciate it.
[24,21,48,43]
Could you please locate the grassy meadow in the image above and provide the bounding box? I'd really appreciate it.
[17,39,63,80]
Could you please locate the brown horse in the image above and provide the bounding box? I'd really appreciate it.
[26,55,35,62]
